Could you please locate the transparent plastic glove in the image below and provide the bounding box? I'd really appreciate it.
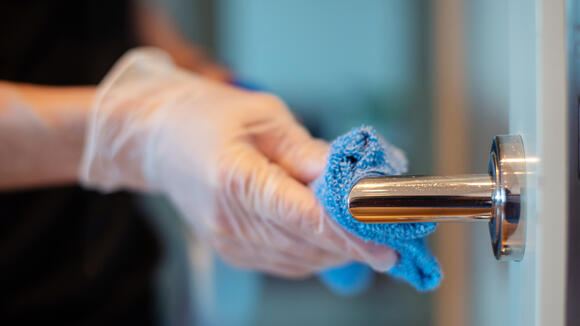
[80,48,397,278]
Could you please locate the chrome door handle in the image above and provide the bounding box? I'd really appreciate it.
[348,135,526,261]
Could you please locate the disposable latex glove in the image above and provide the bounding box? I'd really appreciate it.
[80,48,397,278]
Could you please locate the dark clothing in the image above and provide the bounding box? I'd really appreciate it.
[0,0,137,85]
[0,1,161,325]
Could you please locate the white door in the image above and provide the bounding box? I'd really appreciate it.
[454,1,569,325]
[498,1,567,324]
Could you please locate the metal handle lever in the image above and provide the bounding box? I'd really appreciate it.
[347,135,527,261]
[348,174,495,223]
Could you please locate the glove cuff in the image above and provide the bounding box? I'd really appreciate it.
[80,47,187,192]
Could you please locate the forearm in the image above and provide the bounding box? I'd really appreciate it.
[0,81,94,190]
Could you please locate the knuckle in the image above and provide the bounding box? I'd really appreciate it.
[256,93,285,107]
[252,93,289,114]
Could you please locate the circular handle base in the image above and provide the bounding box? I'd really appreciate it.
[488,134,526,261]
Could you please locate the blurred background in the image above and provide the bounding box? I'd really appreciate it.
[141,0,513,325]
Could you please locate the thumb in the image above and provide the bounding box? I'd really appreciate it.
[255,119,330,184]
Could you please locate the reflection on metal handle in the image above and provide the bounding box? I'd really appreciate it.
[348,175,494,223]
[347,135,527,261]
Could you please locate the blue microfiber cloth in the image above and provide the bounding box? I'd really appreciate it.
[318,262,375,296]
[312,126,442,292]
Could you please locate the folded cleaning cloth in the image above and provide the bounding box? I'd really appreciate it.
[312,126,442,292]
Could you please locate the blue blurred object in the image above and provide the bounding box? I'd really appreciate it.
[318,262,375,296]
[232,79,265,91]
[312,126,442,291]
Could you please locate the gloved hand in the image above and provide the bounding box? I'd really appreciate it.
[80,48,397,278]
